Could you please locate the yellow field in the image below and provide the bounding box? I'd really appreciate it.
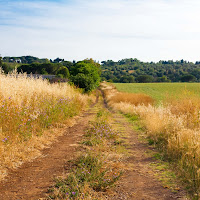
[0,71,90,180]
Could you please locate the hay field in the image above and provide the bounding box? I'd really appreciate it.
[114,83,200,102]
[0,71,90,180]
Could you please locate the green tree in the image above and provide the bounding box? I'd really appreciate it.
[136,75,154,83]
[180,74,196,82]
[70,59,101,92]
[157,76,170,82]
[71,73,96,92]
[56,66,70,78]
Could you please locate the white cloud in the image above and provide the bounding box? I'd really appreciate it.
[1,0,200,61]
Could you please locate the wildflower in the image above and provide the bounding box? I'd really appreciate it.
[72,192,76,195]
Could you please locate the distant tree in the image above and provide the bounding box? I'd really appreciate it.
[180,74,196,82]
[41,68,48,75]
[62,61,73,71]
[120,75,135,83]
[156,76,170,82]
[191,69,200,80]
[3,56,50,64]
[136,75,154,83]
[56,66,70,78]
[53,58,64,63]
[17,63,63,75]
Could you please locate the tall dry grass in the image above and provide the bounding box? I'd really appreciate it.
[109,92,154,106]
[0,71,90,180]
[100,82,154,106]
[101,82,200,196]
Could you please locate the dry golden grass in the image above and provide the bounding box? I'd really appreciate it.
[166,95,200,129]
[0,71,90,180]
[101,82,200,196]
[109,92,154,106]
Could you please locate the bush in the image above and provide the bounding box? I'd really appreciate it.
[70,59,101,92]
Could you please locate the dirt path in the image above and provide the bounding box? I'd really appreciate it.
[0,96,189,200]
[108,112,188,200]
[0,104,97,200]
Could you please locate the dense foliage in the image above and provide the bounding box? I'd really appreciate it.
[70,59,101,92]
[4,56,200,83]
[17,63,70,78]
[3,56,49,64]
[101,58,200,83]
[2,56,101,92]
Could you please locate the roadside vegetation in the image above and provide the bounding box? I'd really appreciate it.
[0,70,91,180]
[48,108,124,199]
[101,82,200,199]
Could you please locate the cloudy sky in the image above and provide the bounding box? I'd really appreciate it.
[1,0,200,62]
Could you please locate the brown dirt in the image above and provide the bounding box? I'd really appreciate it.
[108,113,188,200]
[0,105,97,200]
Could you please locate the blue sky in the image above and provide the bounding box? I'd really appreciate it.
[1,0,200,62]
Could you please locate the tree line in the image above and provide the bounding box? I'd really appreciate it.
[2,56,200,87]
[101,58,200,83]
[0,56,101,93]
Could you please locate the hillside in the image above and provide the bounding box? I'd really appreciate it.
[101,58,200,83]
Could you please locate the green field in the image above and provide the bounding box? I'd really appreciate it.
[114,83,200,102]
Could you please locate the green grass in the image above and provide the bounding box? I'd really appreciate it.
[114,83,200,102]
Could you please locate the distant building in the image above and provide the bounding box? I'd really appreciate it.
[15,59,21,63]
